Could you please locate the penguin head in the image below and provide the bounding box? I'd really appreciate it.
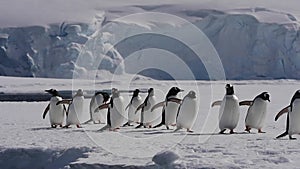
[112,88,120,98]
[75,89,84,97]
[225,84,234,95]
[95,91,110,103]
[45,89,59,96]
[187,90,197,99]
[148,88,154,96]
[167,87,184,97]
[258,92,270,102]
[291,90,300,102]
[133,89,140,97]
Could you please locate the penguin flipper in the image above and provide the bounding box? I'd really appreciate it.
[275,106,289,121]
[211,100,222,107]
[125,103,130,111]
[95,103,109,112]
[43,104,50,119]
[135,103,145,113]
[239,100,253,106]
[168,98,182,104]
[151,101,166,112]
[56,99,72,105]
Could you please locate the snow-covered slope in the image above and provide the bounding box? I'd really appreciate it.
[0,1,300,80]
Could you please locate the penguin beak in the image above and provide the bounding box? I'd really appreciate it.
[45,89,51,93]
[267,98,270,102]
[180,89,184,92]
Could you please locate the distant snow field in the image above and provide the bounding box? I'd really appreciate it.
[1,77,300,168]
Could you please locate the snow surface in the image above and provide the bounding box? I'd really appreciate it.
[1,0,300,80]
[1,76,300,168]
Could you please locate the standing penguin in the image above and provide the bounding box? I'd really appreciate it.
[97,88,125,131]
[239,92,270,133]
[175,90,198,132]
[152,87,184,130]
[84,91,110,124]
[275,90,300,139]
[57,89,84,128]
[135,88,158,128]
[211,84,240,134]
[123,89,143,127]
[43,89,66,128]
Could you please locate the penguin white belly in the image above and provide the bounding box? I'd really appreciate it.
[110,97,125,128]
[165,102,180,126]
[289,100,300,135]
[245,99,267,129]
[177,98,197,129]
[219,95,240,130]
[128,97,142,122]
[92,95,106,122]
[67,96,84,125]
[49,97,64,125]
[144,96,159,125]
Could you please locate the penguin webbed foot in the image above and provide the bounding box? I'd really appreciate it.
[258,129,266,133]
[230,129,235,134]
[63,125,70,128]
[245,126,251,133]
[51,125,57,128]
[219,129,226,134]
[187,129,193,133]
[289,135,297,140]
[76,124,82,128]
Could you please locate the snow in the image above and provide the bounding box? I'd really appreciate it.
[1,76,300,168]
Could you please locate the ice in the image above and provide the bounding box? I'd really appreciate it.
[0,1,300,80]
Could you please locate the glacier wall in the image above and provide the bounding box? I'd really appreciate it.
[0,12,300,80]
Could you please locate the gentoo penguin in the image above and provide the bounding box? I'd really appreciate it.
[97,88,125,131]
[275,90,300,139]
[43,89,66,128]
[239,92,270,133]
[175,91,198,132]
[152,87,184,130]
[211,84,240,134]
[123,89,143,127]
[84,91,110,124]
[135,88,158,128]
[57,89,84,128]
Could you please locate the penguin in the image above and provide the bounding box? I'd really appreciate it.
[211,84,240,134]
[174,90,198,132]
[135,88,158,128]
[43,89,66,128]
[152,87,184,130]
[275,90,300,140]
[97,88,125,131]
[84,91,110,124]
[239,92,270,133]
[123,89,143,127]
[57,89,84,128]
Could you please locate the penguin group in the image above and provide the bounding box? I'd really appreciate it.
[42,84,300,139]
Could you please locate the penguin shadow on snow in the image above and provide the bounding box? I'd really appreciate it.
[185,131,256,136]
[29,127,58,131]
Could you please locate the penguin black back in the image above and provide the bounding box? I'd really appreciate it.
[225,84,234,95]
[290,90,300,111]
[130,89,140,104]
[144,88,153,106]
